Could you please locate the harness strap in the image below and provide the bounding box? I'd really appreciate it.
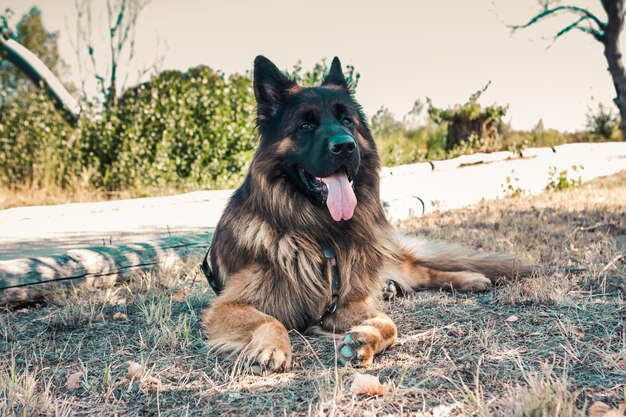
[319,244,340,326]
[202,248,222,294]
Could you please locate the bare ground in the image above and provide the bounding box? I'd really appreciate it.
[1,172,625,416]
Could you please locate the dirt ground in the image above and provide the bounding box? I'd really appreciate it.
[1,171,624,416]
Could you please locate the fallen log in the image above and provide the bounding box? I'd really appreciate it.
[0,34,81,123]
[0,233,212,306]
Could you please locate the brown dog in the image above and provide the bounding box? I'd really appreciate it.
[201,56,532,374]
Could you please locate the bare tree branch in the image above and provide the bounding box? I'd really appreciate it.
[512,0,626,140]
[554,15,604,41]
[510,4,606,35]
[71,0,152,109]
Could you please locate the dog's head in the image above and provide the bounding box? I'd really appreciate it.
[252,56,377,222]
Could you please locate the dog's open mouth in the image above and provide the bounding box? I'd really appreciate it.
[298,167,357,221]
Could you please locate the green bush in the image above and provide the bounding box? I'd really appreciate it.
[585,102,621,141]
[371,106,448,166]
[0,88,78,188]
[0,66,257,192]
[546,165,583,191]
[83,66,256,190]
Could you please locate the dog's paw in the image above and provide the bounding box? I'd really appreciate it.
[245,345,291,376]
[336,331,376,367]
[382,280,398,301]
[456,272,492,292]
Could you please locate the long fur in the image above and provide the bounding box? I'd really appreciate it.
[395,233,535,279]
[201,56,534,372]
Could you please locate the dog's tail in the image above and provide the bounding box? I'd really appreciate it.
[395,233,537,280]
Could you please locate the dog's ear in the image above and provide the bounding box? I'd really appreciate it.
[322,57,348,90]
[254,56,295,123]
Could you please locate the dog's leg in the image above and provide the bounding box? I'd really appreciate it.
[390,233,535,291]
[391,258,493,292]
[322,299,397,367]
[385,232,537,292]
[202,299,292,375]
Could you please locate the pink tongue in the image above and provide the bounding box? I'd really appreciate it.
[322,171,357,221]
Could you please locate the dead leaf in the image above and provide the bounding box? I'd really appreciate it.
[589,402,626,417]
[125,361,161,389]
[349,373,387,396]
[126,361,143,380]
[112,312,128,321]
[172,290,188,302]
[66,371,83,390]
[505,315,519,322]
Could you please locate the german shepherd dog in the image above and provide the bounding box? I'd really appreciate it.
[201,56,532,374]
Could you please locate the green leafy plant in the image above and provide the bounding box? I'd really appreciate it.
[546,165,584,191]
[501,170,525,198]
[585,102,619,140]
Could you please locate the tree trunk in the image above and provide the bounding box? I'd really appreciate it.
[0,35,80,123]
[445,115,498,152]
[602,0,626,140]
[603,40,626,139]
[0,233,212,306]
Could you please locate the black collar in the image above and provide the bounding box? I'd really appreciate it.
[319,244,340,326]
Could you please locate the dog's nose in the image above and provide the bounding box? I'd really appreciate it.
[329,135,356,155]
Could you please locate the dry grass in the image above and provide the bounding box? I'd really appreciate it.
[0,185,188,210]
[0,185,126,210]
[1,172,625,416]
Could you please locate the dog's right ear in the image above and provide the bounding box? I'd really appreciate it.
[254,56,296,123]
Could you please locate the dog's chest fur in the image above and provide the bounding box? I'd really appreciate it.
[263,233,385,330]
[216,213,386,330]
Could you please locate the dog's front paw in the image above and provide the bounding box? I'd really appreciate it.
[337,330,377,367]
[245,344,292,375]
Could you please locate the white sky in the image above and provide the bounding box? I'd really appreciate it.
[3,0,621,131]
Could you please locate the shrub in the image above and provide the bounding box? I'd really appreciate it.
[546,165,583,191]
[427,82,508,151]
[585,102,620,140]
[83,66,256,190]
[0,88,78,188]
[371,106,448,166]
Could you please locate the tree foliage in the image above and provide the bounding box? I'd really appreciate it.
[586,102,619,139]
[290,58,360,91]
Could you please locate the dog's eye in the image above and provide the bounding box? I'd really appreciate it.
[341,117,354,127]
[299,122,314,131]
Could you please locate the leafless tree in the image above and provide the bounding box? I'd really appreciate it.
[72,0,154,110]
[512,1,626,140]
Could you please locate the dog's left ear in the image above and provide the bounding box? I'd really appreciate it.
[322,57,348,90]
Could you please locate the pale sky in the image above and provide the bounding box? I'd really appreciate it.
[3,0,621,131]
